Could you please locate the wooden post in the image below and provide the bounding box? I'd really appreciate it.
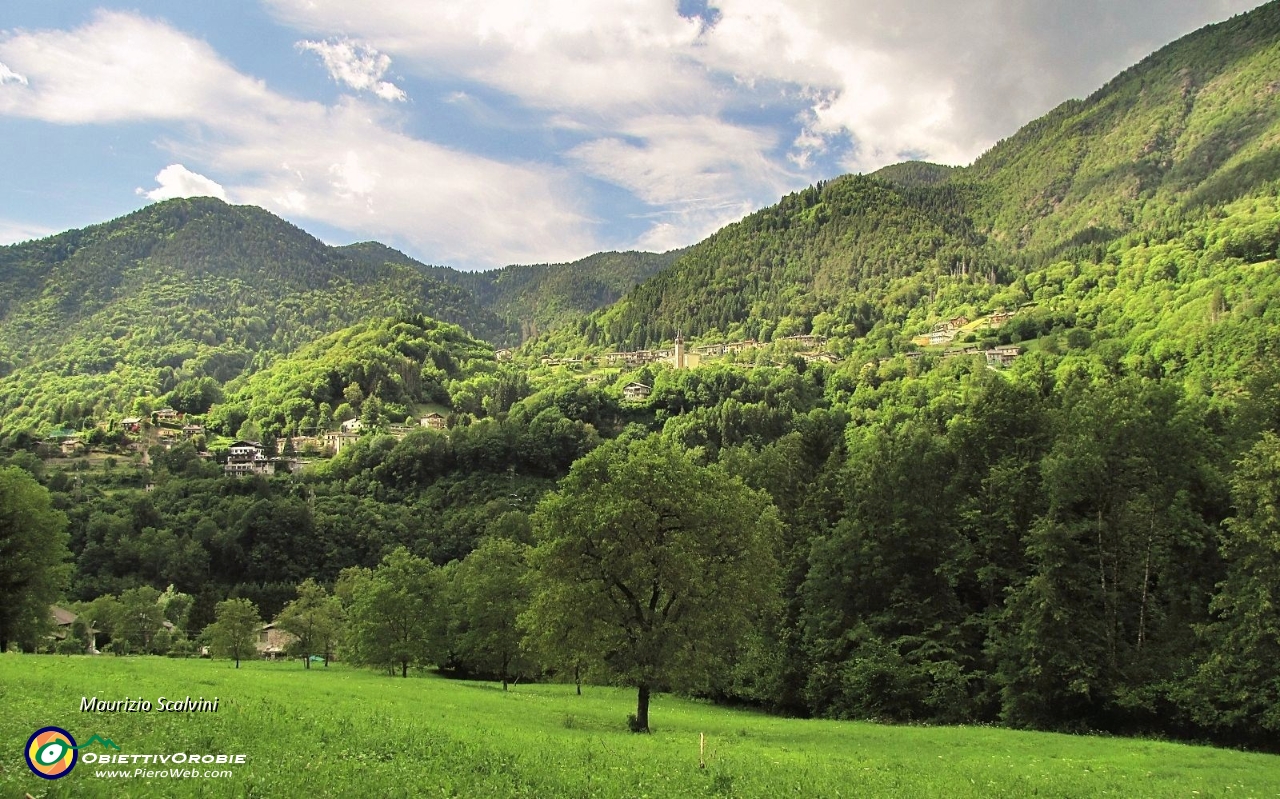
[699,732,705,769]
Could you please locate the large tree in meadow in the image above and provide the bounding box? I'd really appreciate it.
[524,434,781,732]
[341,548,445,677]
[275,579,344,668]
[0,466,71,652]
[449,537,532,690]
[207,598,262,668]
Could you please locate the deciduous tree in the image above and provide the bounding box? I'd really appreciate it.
[275,578,344,668]
[342,548,445,677]
[0,466,70,652]
[449,537,531,690]
[207,598,262,668]
[524,435,781,732]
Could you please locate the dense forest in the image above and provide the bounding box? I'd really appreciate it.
[1,0,1279,753]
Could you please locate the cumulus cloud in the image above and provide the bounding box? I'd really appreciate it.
[265,0,1261,177]
[138,164,228,201]
[0,11,270,124]
[297,38,406,102]
[570,114,794,245]
[0,11,593,267]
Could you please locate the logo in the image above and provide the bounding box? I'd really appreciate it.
[25,727,77,780]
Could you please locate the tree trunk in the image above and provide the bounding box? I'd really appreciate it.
[401,660,408,678]
[304,653,311,669]
[235,652,240,669]
[575,665,582,696]
[635,683,651,733]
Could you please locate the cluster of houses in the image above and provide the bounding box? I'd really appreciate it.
[914,309,1020,347]
[904,344,1024,366]
[223,412,451,475]
[543,333,838,373]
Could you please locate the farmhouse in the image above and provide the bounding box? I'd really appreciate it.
[783,333,827,349]
[155,408,180,422]
[224,440,275,477]
[800,352,840,364]
[986,309,1017,328]
[256,622,296,660]
[341,418,363,433]
[50,605,98,653]
[121,416,143,432]
[985,345,1023,367]
[622,382,652,402]
[420,412,447,430]
[323,431,360,455]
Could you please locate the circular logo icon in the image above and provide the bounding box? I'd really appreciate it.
[25,727,78,780]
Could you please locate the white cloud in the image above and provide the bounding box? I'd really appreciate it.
[268,0,709,114]
[0,61,26,86]
[0,11,271,124]
[570,115,788,206]
[264,0,1263,178]
[138,164,228,201]
[0,11,593,267]
[571,115,793,249]
[0,218,54,246]
[297,38,406,102]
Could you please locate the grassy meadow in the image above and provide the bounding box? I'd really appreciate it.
[2,654,1277,798]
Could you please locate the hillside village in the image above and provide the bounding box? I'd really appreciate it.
[31,306,1031,478]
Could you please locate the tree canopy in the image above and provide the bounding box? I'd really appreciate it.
[0,466,70,652]
[525,434,781,731]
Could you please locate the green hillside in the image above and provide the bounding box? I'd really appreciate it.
[0,199,507,432]
[871,160,958,187]
[0,203,669,432]
[208,316,495,439]
[338,242,681,343]
[969,2,1280,256]
[579,1,1280,356]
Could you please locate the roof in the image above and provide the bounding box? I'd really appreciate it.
[50,605,78,626]
[121,416,143,425]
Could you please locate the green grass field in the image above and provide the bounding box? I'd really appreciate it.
[2,654,1277,798]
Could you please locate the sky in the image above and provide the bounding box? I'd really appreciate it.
[0,0,1263,269]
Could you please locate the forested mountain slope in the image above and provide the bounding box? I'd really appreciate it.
[339,243,679,343]
[969,0,1280,255]
[0,202,668,431]
[580,0,1280,356]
